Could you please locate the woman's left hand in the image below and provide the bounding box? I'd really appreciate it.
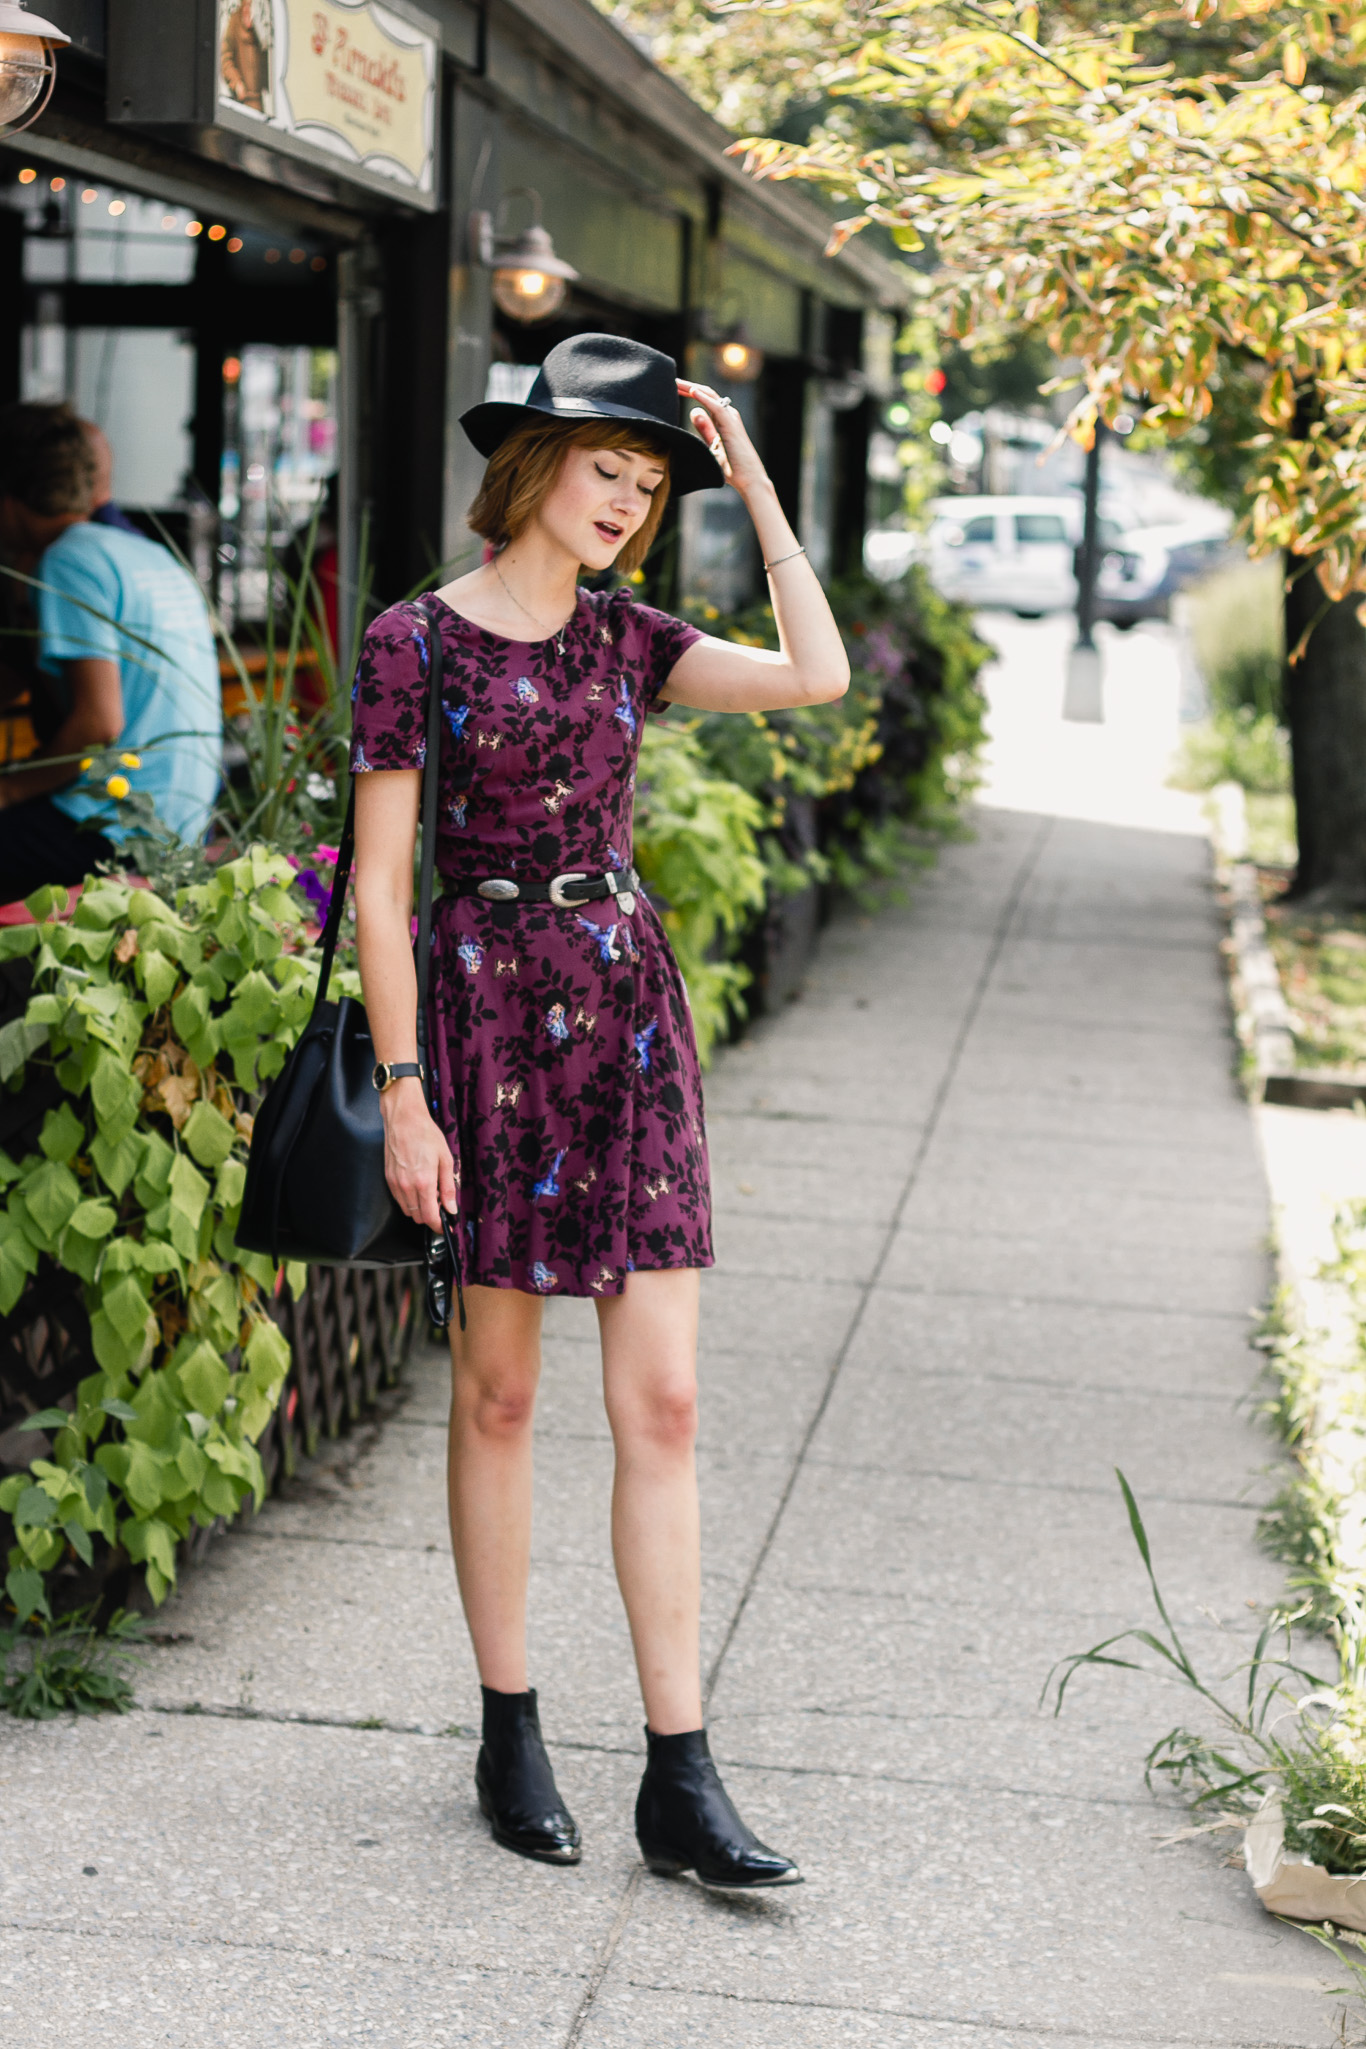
[678,380,770,498]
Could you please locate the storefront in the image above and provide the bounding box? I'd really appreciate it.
[0,0,906,652]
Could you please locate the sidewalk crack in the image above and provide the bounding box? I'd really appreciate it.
[702,815,1055,1717]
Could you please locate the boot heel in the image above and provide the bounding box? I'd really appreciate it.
[639,1842,687,1876]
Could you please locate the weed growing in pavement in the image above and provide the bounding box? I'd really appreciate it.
[1048,1473,1366,1876]
[0,1605,144,1720]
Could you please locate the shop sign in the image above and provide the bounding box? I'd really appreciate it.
[215,0,439,207]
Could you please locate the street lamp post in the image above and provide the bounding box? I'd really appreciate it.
[1064,418,1105,723]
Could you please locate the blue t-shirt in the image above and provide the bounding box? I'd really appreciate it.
[37,523,222,846]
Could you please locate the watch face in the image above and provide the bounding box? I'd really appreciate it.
[372,1063,389,1090]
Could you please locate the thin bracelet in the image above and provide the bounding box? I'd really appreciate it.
[763,545,807,573]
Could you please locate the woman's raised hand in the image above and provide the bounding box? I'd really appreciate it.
[381,1083,459,1231]
[677,380,769,498]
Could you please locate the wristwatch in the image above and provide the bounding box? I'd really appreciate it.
[372,1061,425,1094]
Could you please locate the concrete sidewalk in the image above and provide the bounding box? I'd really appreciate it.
[1,616,1334,2046]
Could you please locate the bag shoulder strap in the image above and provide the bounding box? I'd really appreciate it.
[308,596,445,1032]
[412,596,445,1077]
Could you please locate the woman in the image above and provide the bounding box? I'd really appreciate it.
[351,334,848,1889]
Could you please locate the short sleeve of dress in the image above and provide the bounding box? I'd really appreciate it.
[616,596,703,714]
[349,602,434,774]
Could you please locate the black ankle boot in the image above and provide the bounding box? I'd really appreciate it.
[635,1727,801,1889]
[475,1687,581,1865]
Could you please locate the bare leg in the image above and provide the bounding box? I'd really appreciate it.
[597,1268,703,1734]
[447,1283,544,1692]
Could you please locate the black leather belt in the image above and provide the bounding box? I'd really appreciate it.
[447,865,640,911]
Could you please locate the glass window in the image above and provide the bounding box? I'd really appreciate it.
[1015,513,1068,544]
[959,515,996,544]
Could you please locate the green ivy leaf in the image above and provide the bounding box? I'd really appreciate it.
[90,1310,149,1378]
[137,950,178,1007]
[120,1442,171,1514]
[82,1463,110,1510]
[62,1519,94,1566]
[0,1219,38,1315]
[22,1159,81,1240]
[91,1048,142,1143]
[5,1564,50,1623]
[134,1130,175,1204]
[177,1342,231,1419]
[215,1157,247,1210]
[243,1318,290,1395]
[90,1126,142,1198]
[17,1407,70,1431]
[100,1397,139,1422]
[68,1198,117,1241]
[39,1101,85,1165]
[120,1513,177,1584]
[182,1100,235,1170]
[0,1014,47,1082]
[168,1150,209,1230]
[14,1485,56,1527]
[101,1273,152,1346]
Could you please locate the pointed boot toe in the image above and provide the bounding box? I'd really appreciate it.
[475,1686,581,1866]
[635,1727,802,1891]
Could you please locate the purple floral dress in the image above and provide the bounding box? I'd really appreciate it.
[349,585,713,1298]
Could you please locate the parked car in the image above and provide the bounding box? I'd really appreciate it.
[925,495,1107,616]
[1094,511,1235,627]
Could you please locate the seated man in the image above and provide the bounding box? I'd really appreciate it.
[0,402,222,903]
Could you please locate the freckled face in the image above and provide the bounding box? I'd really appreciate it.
[533,445,667,570]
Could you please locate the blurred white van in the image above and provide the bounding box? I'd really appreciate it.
[926,495,1084,615]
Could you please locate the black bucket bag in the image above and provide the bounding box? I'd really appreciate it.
[237,597,464,1330]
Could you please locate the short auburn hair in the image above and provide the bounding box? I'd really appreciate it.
[467,419,671,575]
[0,400,97,516]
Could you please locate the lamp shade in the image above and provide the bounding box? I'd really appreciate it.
[0,2,69,138]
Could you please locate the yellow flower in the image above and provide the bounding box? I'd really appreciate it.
[79,757,93,772]
[105,774,130,799]
[118,751,141,769]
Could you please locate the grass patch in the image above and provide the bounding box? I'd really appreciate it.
[0,1608,145,1720]
[1264,903,1366,1073]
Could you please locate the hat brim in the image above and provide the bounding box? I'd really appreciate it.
[459,397,726,495]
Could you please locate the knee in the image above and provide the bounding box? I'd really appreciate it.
[623,1375,698,1457]
[457,1368,537,1441]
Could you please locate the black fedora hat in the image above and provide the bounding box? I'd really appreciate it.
[460,334,725,495]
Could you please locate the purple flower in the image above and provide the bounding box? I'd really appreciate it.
[293,867,332,915]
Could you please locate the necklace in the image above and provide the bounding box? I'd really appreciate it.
[492,553,574,655]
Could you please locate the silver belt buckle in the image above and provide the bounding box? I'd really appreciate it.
[478,878,520,901]
[548,871,589,909]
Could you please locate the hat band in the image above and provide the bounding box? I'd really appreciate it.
[530,396,675,429]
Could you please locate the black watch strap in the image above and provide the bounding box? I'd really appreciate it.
[372,1061,425,1093]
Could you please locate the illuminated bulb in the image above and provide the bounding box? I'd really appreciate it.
[492,266,566,322]
[208,223,226,240]
[17,163,34,181]
[186,219,202,237]
[715,336,763,383]
[49,175,63,190]
[80,186,96,203]
[108,199,125,216]
[227,236,242,253]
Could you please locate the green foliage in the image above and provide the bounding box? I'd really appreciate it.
[633,723,767,1060]
[0,850,335,1612]
[0,1604,144,1719]
[1050,1472,1366,1874]
[1171,710,1290,795]
[680,567,989,903]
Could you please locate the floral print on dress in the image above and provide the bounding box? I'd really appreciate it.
[350,587,710,1299]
